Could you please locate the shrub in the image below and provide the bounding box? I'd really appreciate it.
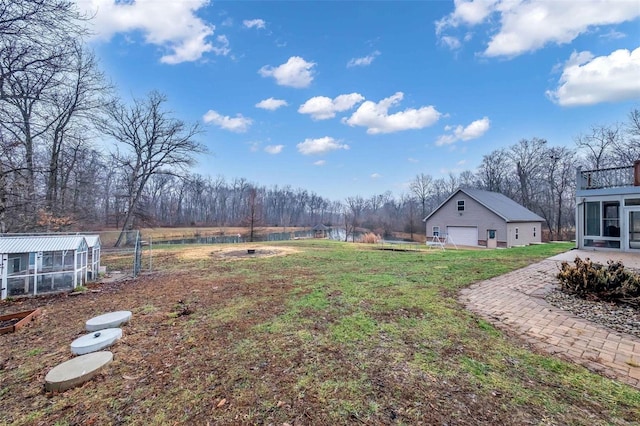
[557,257,640,302]
[360,232,381,244]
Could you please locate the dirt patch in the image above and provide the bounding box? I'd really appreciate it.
[172,244,300,261]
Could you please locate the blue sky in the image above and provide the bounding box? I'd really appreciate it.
[77,0,640,201]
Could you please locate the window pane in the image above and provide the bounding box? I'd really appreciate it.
[585,202,600,236]
[602,201,619,237]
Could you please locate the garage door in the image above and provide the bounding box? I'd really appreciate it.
[446,226,478,246]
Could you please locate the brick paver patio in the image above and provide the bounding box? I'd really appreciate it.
[459,251,640,389]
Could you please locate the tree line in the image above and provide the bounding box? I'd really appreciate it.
[1,1,638,241]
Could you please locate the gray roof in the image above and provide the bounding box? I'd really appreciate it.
[0,235,88,254]
[424,188,545,223]
[84,235,101,248]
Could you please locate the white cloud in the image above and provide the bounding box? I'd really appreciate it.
[440,36,461,50]
[259,56,316,88]
[212,35,230,56]
[76,0,216,64]
[408,158,419,163]
[264,144,284,154]
[435,0,497,35]
[256,98,288,111]
[202,110,252,133]
[546,47,640,106]
[370,173,382,179]
[599,29,626,40]
[243,19,266,29]
[436,0,640,58]
[435,117,490,146]
[343,92,441,134]
[298,93,365,120]
[314,160,326,166]
[347,51,381,68]
[297,137,349,155]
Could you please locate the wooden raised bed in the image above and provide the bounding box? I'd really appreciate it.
[0,308,42,335]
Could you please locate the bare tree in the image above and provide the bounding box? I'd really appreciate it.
[243,187,264,242]
[345,195,366,242]
[509,138,547,210]
[409,173,433,220]
[44,45,110,214]
[542,147,577,239]
[616,108,640,165]
[574,124,620,170]
[99,91,206,245]
[0,0,92,230]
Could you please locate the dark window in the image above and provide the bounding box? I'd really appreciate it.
[432,226,440,236]
[585,202,600,236]
[457,200,465,211]
[602,201,620,237]
[533,227,536,237]
[488,230,496,239]
[515,228,519,240]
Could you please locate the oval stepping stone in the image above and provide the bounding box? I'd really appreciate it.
[45,351,113,392]
[86,311,132,331]
[70,328,123,355]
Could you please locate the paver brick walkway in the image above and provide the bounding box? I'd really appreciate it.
[459,252,640,389]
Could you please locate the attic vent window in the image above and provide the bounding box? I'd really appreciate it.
[457,200,465,211]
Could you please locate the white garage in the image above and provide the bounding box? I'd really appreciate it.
[446,226,478,246]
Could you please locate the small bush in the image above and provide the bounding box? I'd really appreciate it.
[360,232,381,244]
[557,257,640,302]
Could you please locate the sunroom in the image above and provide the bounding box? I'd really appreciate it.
[0,235,88,300]
[576,162,640,252]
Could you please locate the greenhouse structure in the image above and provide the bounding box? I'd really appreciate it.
[85,235,102,280]
[0,235,100,300]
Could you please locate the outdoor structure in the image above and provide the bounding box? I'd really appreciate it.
[85,235,102,279]
[423,188,545,248]
[312,224,329,238]
[0,235,89,300]
[575,161,640,252]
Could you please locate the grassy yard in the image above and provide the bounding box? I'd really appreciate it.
[1,240,639,425]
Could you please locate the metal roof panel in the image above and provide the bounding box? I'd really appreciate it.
[0,236,88,254]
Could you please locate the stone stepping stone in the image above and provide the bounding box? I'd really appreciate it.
[45,351,113,392]
[86,311,131,331]
[70,328,123,355]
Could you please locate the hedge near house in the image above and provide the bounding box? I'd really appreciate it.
[557,257,640,305]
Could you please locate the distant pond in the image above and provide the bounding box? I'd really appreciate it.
[152,228,365,245]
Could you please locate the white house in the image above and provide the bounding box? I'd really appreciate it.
[575,161,640,252]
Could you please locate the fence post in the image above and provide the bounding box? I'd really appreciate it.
[149,236,153,273]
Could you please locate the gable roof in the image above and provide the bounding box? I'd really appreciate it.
[423,188,545,223]
[84,235,101,248]
[0,235,88,254]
